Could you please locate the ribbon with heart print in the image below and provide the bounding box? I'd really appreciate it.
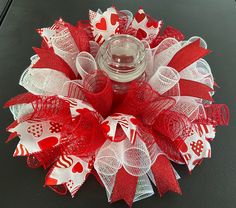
[95,120,182,206]
[4,6,229,207]
[90,7,163,45]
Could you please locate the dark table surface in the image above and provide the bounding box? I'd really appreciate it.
[0,0,11,24]
[0,0,236,208]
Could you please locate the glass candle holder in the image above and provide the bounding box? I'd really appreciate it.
[96,34,147,94]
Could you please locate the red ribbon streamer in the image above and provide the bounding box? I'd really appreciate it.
[179,79,213,101]
[32,47,76,80]
[111,167,138,207]
[151,155,182,196]
[4,92,39,108]
[167,39,210,72]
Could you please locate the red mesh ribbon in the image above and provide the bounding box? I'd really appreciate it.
[154,132,185,163]
[60,109,106,157]
[111,167,138,207]
[83,70,113,117]
[27,145,62,169]
[4,94,71,123]
[151,26,185,48]
[27,155,42,168]
[67,23,90,52]
[77,20,94,41]
[24,96,71,124]
[6,131,18,143]
[153,110,192,141]
[205,104,229,125]
[115,81,175,125]
[195,104,229,126]
[151,155,182,196]
[33,47,76,80]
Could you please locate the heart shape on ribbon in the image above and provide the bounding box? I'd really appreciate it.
[72,161,84,173]
[110,13,119,25]
[136,28,147,39]
[135,12,145,23]
[38,136,59,150]
[190,140,203,156]
[146,19,159,28]
[96,18,107,30]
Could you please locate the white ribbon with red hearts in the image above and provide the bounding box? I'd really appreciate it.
[131,8,163,44]
[179,124,214,171]
[89,7,119,44]
[46,155,92,197]
[101,113,138,144]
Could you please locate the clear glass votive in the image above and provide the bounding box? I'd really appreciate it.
[96,34,147,94]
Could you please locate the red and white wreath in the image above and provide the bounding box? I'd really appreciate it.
[5,7,229,207]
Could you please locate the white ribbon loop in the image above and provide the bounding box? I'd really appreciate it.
[188,36,207,48]
[119,10,134,30]
[94,131,163,203]
[149,66,180,95]
[60,80,84,99]
[20,66,70,96]
[152,38,181,70]
[76,51,97,79]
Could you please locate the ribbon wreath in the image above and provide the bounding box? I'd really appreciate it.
[4,6,229,207]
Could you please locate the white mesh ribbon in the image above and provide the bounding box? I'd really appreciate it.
[19,55,70,96]
[37,18,67,48]
[119,10,133,30]
[171,97,204,122]
[75,51,97,79]
[147,38,182,100]
[89,41,100,58]
[10,103,34,120]
[20,67,70,96]
[94,113,162,202]
[51,28,79,76]
[179,58,214,89]
[94,137,160,202]
[152,38,181,74]
[149,66,180,95]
